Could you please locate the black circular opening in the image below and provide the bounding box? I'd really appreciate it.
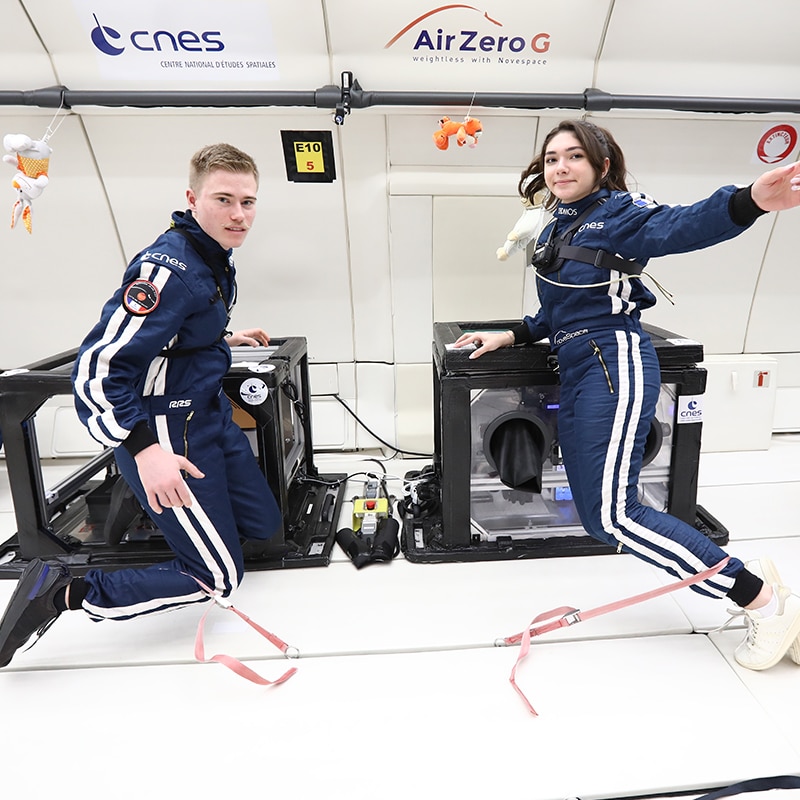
[484,412,554,494]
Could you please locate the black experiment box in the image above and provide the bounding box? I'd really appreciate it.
[401,321,726,564]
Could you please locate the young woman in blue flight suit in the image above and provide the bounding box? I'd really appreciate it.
[0,143,281,667]
[456,119,800,671]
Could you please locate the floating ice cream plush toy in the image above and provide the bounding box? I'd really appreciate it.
[3,133,52,234]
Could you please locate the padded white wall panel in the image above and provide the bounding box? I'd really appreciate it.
[336,116,394,363]
[308,363,340,396]
[389,166,522,197]
[388,195,433,366]
[745,210,800,355]
[310,362,355,450]
[50,403,103,457]
[774,388,800,433]
[395,363,434,455]
[432,195,529,324]
[310,398,352,450]
[353,363,395,451]
[769,354,800,432]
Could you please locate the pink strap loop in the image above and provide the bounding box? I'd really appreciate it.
[505,557,730,715]
[194,601,297,686]
[187,574,298,686]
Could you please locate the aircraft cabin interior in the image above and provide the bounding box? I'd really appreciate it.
[1,2,800,798]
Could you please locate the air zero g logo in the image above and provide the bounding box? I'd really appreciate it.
[89,12,224,57]
[677,396,704,424]
[385,5,550,58]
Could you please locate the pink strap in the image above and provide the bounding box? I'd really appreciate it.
[188,576,298,686]
[505,557,730,715]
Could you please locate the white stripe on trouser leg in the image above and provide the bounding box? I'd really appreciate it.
[82,589,205,620]
[154,414,238,594]
[600,331,631,537]
[174,500,241,594]
[601,331,731,593]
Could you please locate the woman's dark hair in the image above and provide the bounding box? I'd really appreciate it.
[518,119,628,210]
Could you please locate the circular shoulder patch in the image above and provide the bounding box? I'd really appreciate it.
[123,279,160,315]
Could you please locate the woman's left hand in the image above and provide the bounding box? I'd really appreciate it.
[454,330,513,359]
[751,162,800,212]
[227,328,270,347]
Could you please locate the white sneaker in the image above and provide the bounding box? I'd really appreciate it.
[745,558,800,665]
[734,584,800,670]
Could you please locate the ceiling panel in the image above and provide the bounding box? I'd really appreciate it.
[598,0,800,98]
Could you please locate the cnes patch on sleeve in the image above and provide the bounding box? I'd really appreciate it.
[123,279,160,315]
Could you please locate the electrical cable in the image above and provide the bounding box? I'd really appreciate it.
[278,378,431,458]
[325,393,433,458]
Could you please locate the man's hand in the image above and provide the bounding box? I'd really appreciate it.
[134,444,205,514]
[226,328,269,347]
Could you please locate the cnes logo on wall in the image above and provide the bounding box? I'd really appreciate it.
[80,4,279,81]
[89,12,225,57]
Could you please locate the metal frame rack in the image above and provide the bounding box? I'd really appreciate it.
[0,337,345,577]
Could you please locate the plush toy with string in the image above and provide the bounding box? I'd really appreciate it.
[3,133,52,234]
[433,116,483,150]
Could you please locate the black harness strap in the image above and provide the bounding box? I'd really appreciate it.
[159,339,226,359]
[557,243,645,276]
[534,198,645,277]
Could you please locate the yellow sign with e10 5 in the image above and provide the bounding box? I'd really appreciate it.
[281,130,336,183]
[294,141,324,173]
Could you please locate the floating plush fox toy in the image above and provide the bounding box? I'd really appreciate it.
[3,133,52,234]
[433,116,483,150]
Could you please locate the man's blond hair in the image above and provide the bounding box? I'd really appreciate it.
[189,143,259,192]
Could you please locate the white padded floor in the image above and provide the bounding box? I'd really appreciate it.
[1,441,800,799]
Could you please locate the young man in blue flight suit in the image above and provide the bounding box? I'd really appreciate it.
[0,143,281,666]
